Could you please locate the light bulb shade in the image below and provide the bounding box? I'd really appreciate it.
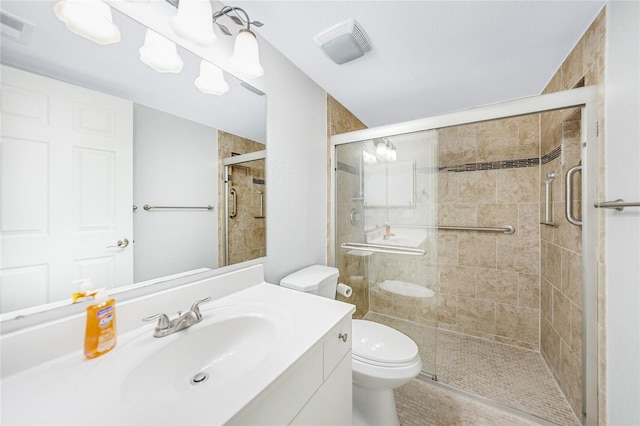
[139,29,183,73]
[54,0,120,45]
[362,150,377,164]
[170,0,217,47]
[228,30,264,79]
[389,147,397,162]
[195,60,229,95]
[376,141,387,156]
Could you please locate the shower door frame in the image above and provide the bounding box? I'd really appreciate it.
[330,86,599,425]
[222,150,266,267]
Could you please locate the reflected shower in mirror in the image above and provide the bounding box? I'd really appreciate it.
[0,1,266,315]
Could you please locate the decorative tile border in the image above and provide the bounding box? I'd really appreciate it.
[440,145,562,172]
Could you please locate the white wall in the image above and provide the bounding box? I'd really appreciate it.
[133,104,219,281]
[605,2,640,424]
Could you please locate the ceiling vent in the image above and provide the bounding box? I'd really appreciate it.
[1,10,34,45]
[314,18,371,65]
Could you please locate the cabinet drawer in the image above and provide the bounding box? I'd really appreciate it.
[323,314,351,380]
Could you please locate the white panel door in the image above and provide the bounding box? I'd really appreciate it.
[0,65,133,312]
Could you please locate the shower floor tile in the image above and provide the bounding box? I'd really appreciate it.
[364,312,580,426]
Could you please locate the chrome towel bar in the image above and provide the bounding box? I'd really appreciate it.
[565,164,582,226]
[340,243,426,256]
[385,223,515,235]
[594,199,640,211]
[143,204,214,211]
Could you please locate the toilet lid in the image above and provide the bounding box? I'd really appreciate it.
[352,320,419,364]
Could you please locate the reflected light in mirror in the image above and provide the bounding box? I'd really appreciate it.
[54,0,120,45]
[195,60,229,95]
[139,29,184,73]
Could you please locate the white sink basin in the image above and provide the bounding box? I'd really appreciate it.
[367,228,428,248]
[75,303,290,415]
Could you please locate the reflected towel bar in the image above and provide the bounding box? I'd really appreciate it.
[143,204,214,211]
[594,199,640,211]
[385,223,516,235]
[340,243,425,256]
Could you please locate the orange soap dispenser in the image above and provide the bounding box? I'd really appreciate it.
[84,289,117,359]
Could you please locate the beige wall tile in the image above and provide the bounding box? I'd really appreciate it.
[438,125,477,166]
[496,167,540,203]
[519,273,541,309]
[561,37,585,90]
[439,203,477,227]
[477,268,519,305]
[477,119,519,162]
[546,243,562,288]
[438,234,458,266]
[561,249,582,307]
[457,297,496,334]
[560,339,583,418]
[439,265,477,298]
[541,278,553,321]
[517,114,541,158]
[478,203,518,231]
[437,293,457,325]
[438,172,458,203]
[496,237,539,275]
[457,171,497,203]
[553,288,572,344]
[541,316,561,374]
[496,303,539,345]
[459,235,496,268]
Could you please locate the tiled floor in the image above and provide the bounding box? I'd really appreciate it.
[365,312,580,425]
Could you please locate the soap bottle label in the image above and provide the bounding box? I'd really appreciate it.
[96,306,115,352]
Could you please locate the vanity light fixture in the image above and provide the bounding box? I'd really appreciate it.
[164,2,264,79]
[194,60,229,95]
[54,0,120,45]
[169,0,217,47]
[139,29,184,73]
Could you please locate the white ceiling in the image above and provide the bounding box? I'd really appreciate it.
[231,0,605,127]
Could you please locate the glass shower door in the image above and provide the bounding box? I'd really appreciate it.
[334,130,439,378]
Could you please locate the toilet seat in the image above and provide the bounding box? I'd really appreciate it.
[352,320,419,366]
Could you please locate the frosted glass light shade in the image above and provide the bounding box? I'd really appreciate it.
[139,29,183,73]
[195,60,229,95]
[170,0,217,47]
[54,0,120,45]
[228,30,264,79]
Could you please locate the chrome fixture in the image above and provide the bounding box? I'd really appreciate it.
[165,1,264,79]
[143,296,212,338]
[340,242,425,256]
[595,199,640,211]
[566,163,582,226]
[142,204,214,211]
[229,188,238,218]
[255,190,265,219]
[541,172,557,227]
[106,238,129,249]
[383,223,516,235]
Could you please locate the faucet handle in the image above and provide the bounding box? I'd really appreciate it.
[143,313,171,330]
[190,296,212,319]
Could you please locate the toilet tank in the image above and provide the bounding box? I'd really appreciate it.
[280,265,339,299]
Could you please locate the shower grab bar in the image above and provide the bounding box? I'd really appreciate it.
[540,172,557,227]
[565,164,582,226]
[340,243,425,256]
[229,188,237,218]
[594,199,640,211]
[143,204,214,211]
[385,223,516,235]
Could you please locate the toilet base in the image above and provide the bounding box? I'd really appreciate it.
[352,383,399,426]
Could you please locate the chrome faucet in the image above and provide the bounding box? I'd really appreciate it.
[143,296,212,338]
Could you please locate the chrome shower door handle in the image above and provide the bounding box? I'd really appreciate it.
[565,165,582,226]
[229,188,237,218]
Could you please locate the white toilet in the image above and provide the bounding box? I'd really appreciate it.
[280,265,422,426]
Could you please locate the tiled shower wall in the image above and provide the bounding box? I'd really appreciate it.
[539,7,606,419]
[217,130,266,266]
[434,116,541,350]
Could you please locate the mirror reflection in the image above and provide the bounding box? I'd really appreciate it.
[0,1,267,314]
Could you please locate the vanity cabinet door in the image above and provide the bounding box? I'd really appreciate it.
[323,315,352,380]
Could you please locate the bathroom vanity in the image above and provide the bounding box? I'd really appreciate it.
[0,265,354,425]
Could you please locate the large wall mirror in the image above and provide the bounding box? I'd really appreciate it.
[0,1,267,317]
